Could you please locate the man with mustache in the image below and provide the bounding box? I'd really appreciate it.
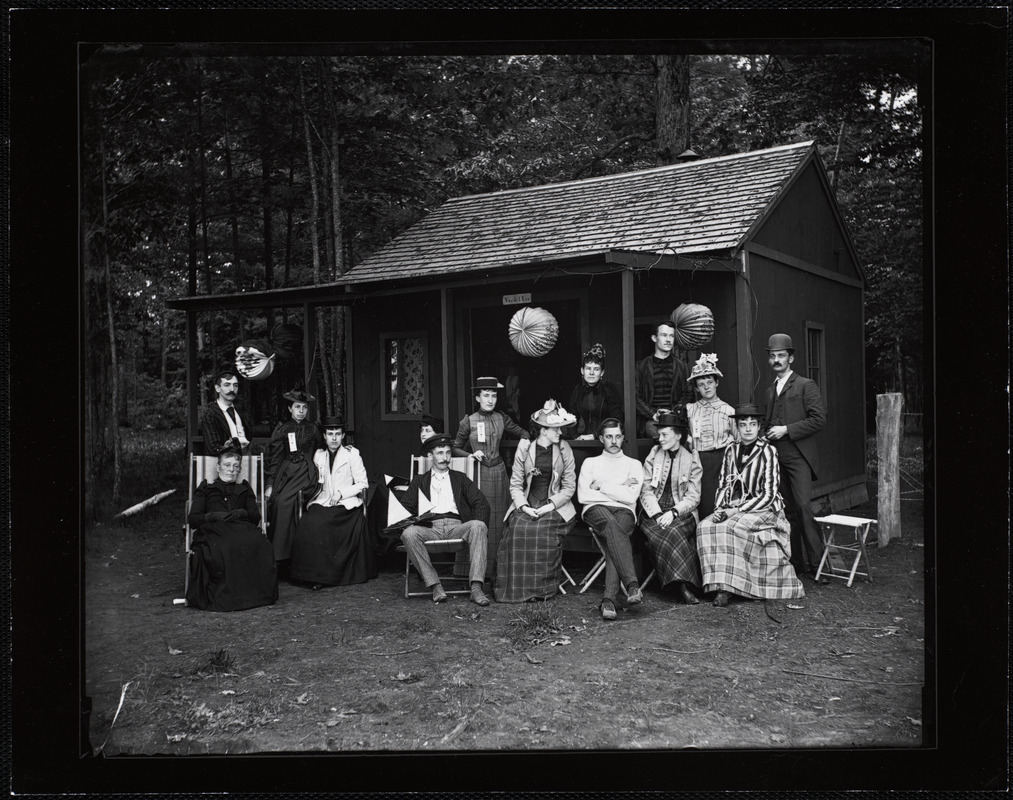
[400,434,491,605]
[200,367,251,455]
[763,333,827,581]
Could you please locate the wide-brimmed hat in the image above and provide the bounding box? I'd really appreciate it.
[530,399,577,428]
[320,415,346,431]
[473,376,504,391]
[688,353,723,383]
[656,406,690,431]
[420,433,454,454]
[730,403,764,419]
[283,383,315,404]
[766,333,795,353]
[420,414,444,430]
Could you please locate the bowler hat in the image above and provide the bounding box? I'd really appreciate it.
[420,414,444,431]
[656,405,690,430]
[473,376,504,391]
[730,403,764,419]
[766,333,795,352]
[212,365,240,384]
[420,433,454,454]
[320,415,346,431]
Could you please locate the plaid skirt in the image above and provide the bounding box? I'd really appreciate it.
[639,513,701,587]
[494,510,569,602]
[697,508,804,600]
[458,460,511,580]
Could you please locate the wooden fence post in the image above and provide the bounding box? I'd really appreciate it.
[876,393,903,546]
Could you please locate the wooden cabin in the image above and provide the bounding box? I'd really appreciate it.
[168,140,868,512]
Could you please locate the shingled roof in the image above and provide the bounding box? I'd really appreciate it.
[347,140,816,284]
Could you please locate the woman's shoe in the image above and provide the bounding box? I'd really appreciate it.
[679,583,700,605]
[712,591,730,607]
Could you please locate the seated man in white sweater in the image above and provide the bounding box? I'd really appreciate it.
[577,418,644,620]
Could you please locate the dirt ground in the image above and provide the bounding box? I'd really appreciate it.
[85,431,926,755]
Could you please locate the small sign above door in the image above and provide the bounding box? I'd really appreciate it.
[502,293,532,305]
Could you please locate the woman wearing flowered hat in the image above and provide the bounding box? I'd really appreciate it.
[263,383,324,571]
[453,377,531,585]
[639,407,703,604]
[686,354,737,519]
[495,400,578,602]
[564,343,624,441]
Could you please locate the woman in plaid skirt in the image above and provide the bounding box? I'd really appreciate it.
[495,400,577,602]
[639,407,704,604]
[696,404,804,606]
[453,376,531,584]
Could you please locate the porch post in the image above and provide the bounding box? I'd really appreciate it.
[185,311,199,452]
[441,288,452,429]
[736,250,753,404]
[303,302,318,420]
[621,268,636,454]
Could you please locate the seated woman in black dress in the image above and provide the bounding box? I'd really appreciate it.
[289,415,376,588]
[186,449,278,611]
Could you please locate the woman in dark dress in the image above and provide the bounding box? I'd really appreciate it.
[565,343,624,441]
[495,400,578,602]
[264,384,324,570]
[290,416,376,588]
[186,450,278,611]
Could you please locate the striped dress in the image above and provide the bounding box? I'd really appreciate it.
[454,410,530,580]
[696,440,804,600]
[639,445,703,588]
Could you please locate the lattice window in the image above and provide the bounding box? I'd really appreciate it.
[382,332,427,418]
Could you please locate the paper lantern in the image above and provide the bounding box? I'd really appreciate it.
[235,340,276,381]
[271,323,303,360]
[509,307,559,357]
[669,303,714,351]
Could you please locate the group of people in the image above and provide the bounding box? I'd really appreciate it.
[186,327,826,620]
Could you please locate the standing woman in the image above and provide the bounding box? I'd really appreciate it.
[565,343,624,440]
[639,408,704,604]
[453,376,530,584]
[685,354,737,519]
[290,416,376,588]
[264,384,323,572]
[495,400,578,602]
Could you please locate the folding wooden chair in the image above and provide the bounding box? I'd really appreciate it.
[184,453,266,598]
[399,456,480,598]
[814,514,876,587]
[578,522,652,597]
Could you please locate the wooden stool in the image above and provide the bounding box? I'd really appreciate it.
[814,514,876,587]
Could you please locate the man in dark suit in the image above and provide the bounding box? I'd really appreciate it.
[764,333,827,579]
[400,434,491,605]
[200,367,251,455]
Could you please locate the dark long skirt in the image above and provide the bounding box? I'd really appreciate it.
[267,459,315,561]
[639,513,702,588]
[290,505,377,586]
[494,510,572,602]
[455,459,511,580]
[186,522,278,611]
[697,448,726,520]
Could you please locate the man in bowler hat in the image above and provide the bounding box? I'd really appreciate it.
[763,333,827,579]
[201,366,251,455]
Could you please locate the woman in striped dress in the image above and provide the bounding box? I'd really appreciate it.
[453,376,530,584]
[495,400,577,602]
[686,354,737,519]
[697,404,804,606]
[639,408,703,604]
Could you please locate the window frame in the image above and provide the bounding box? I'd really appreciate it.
[379,330,429,421]
[804,320,827,399]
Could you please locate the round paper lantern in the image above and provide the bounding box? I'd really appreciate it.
[235,340,276,381]
[271,322,303,360]
[669,303,715,351]
[509,307,559,358]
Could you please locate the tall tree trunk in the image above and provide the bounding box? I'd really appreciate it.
[160,314,169,387]
[195,60,213,296]
[323,60,346,416]
[99,130,122,505]
[300,63,334,414]
[654,54,691,166]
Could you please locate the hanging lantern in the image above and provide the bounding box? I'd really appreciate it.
[235,339,276,381]
[508,307,559,358]
[271,322,303,360]
[669,303,715,351]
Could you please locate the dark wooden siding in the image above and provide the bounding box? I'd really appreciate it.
[749,253,866,494]
[753,163,862,281]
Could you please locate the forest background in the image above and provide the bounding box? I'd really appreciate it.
[81,48,926,512]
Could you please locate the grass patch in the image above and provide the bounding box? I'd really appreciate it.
[192,649,235,676]
[507,603,564,648]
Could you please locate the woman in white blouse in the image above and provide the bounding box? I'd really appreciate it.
[685,354,737,519]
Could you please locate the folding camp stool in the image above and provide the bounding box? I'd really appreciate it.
[400,538,472,599]
[814,514,876,587]
[576,530,651,597]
